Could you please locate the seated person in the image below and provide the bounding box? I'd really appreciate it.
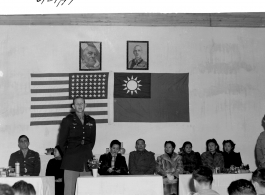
[129,138,156,175]
[228,179,256,195]
[201,139,224,172]
[0,184,14,195]
[12,180,36,195]
[192,166,220,195]
[8,135,40,176]
[46,145,64,195]
[222,140,242,169]
[252,168,265,195]
[99,140,128,175]
[156,141,183,195]
[180,141,202,174]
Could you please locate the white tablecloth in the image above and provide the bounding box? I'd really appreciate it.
[75,175,163,195]
[179,173,252,195]
[0,176,55,195]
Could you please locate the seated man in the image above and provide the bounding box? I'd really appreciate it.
[129,138,156,175]
[252,168,265,195]
[228,179,256,195]
[192,166,220,195]
[9,135,40,176]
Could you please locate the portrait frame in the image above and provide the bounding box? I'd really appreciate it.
[127,41,149,70]
[79,41,102,71]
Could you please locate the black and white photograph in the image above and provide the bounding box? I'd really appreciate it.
[127,41,149,70]
[80,41,102,71]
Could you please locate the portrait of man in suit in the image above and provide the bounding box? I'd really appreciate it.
[127,41,149,70]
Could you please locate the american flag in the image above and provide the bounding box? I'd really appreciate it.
[30,73,109,126]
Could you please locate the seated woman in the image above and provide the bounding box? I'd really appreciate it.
[99,140,128,175]
[252,168,265,195]
[222,140,242,169]
[45,145,64,195]
[156,141,184,195]
[201,139,224,172]
[180,141,202,174]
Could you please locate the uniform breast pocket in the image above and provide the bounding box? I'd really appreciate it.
[69,124,80,136]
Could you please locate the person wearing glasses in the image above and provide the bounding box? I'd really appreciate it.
[8,135,40,176]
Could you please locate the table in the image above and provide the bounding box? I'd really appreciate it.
[179,173,252,195]
[75,175,163,195]
[0,176,55,195]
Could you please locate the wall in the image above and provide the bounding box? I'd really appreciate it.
[0,26,265,170]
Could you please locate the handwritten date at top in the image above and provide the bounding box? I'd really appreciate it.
[37,0,73,6]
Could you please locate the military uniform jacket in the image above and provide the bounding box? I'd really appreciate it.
[129,150,156,175]
[8,149,40,176]
[59,113,96,172]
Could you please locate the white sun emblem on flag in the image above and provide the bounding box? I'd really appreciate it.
[122,76,142,95]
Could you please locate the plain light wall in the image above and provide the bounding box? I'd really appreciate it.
[0,26,264,170]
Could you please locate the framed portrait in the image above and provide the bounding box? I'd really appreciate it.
[79,41,102,71]
[127,41,149,70]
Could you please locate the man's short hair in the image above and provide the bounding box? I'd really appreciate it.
[110,140,121,148]
[252,168,265,188]
[228,179,256,195]
[18,135,29,142]
[136,139,145,144]
[12,180,36,195]
[72,96,85,105]
[192,166,213,184]
[0,184,14,195]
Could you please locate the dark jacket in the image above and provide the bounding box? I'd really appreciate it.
[46,158,64,195]
[222,151,242,168]
[59,113,96,172]
[181,151,202,173]
[129,150,156,175]
[9,149,40,176]
[201,151,224,170]
[99,153,128,175]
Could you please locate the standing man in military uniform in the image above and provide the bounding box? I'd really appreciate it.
[9,135,40,176]
[59,96,96,195]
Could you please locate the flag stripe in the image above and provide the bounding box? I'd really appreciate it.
[31,73,69,77]
[31,111,108,117]
[30,119,108,126]
[31,81,69,85]
[30,115,108,121]
[30,99,107,105]
[31,96,70,101]
[31,107,107,113]
[31,88,69,93]
[31,103,107,109]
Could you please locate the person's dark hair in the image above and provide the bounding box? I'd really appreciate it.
[26,184,36,195]
[228,179,256,195]
[206,139,220,152]
[164,141,176,149]
[222,140,236,152]
[182,141,192,150]
[12,180,36,195]
[136,139,145,144]
[0,184,14,195]
[18,135,29,142]
[110,140,121,148]
[55,145,63,158]
[72,96,85,105]
[192,166,213,184]
[252,168,265,188]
